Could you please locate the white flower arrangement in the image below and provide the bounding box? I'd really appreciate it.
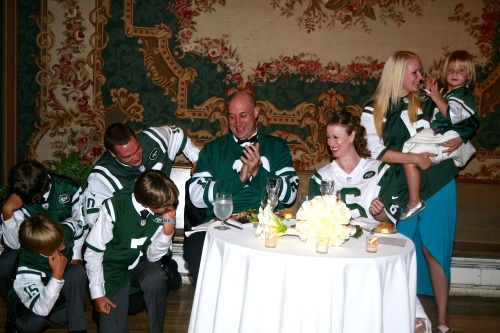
[295,195,356,247]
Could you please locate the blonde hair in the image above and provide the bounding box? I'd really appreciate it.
[441,50,476,89]
[19,215,64,254]
[372,51,421,137]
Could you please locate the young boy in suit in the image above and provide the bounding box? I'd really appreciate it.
[85,169,179,333]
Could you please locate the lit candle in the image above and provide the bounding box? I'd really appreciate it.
[366,235,379,253]
[316,235,329,254]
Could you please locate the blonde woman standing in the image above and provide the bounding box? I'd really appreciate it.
[361,51,459,333]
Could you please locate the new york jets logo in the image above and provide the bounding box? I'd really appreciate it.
[363,171,375,179]
[154,217,163,224]
[149,148,160,161]
[59,194,70,204]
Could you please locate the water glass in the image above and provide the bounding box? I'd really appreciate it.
[214,193,233,231]
[297,193,310,211]
[316,235,329,254]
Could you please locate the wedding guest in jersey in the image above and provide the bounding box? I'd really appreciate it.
[309,110,401,223]
[361,50,458,333]
[185,91,299,283]
[85,170,179,333]
[83,122,199,228]
[0,160,85,306]
[400,50,480,220]
[8,215,87,333]
[309,109,431,332]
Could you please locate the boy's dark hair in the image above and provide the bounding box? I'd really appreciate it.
[19,214,64,255]
[134,170,179,210]
[8,160,51,204]
[104,123,137,154]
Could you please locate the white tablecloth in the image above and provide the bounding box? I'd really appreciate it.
[189,223,418,333]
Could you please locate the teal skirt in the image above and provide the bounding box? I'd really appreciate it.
[396,180,457,295]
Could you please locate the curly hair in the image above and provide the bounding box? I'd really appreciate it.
[327,110,371,159]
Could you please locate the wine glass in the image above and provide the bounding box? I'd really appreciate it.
[261,186,279,210]
[320,180,335,196]
[297,193,310,211]
[213,193,233,231]
[261,177,281,210]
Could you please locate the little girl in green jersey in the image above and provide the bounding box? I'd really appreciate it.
[401,50,480,220]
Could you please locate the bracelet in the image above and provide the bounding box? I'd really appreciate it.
[162,217,176,225]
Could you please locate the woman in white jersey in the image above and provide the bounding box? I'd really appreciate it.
[309,110,401,223]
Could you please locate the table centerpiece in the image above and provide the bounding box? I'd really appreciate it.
[255,194,362,248]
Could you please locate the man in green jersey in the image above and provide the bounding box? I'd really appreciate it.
[83,123,199,228]
[185,91,299,283]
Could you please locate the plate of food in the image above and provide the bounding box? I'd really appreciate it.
[236,208,259,225]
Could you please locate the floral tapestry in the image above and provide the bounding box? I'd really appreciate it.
[6,0,500,181]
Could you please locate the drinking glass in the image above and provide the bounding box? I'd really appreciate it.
[261,186,279,210]
[213,193,233,231]
[320,180,335,196]
[297,193,310,211]
[262,177,281,210]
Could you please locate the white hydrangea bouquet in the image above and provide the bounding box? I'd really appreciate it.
[295,195,359,247]
[255,195,362,247]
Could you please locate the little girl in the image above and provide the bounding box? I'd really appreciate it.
[400,50,480,220]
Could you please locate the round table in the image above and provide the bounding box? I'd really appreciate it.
[188,222,417,333]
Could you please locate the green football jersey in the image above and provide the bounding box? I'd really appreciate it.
[431,86,480,142]
[362,96,458,203]
[188,133,298,222]
[84,125,198,227]
[85,193,164,297]
[10,222,81,312]
[309,159,401,222]
[22,173,82,222]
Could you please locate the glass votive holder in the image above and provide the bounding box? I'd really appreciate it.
[265,230,278,248]
[366,235,379,253]
[316,235,329,254]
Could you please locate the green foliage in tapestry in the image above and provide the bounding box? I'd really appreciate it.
[49,152,93,190]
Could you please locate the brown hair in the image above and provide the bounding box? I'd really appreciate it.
[104,123,137,154]
[19,214,64,255]
[134,170,179,209]
[327,110,371,158]
[9,160,51,204]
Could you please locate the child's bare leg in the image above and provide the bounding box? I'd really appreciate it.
[404,163,421,208]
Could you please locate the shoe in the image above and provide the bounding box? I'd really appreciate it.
[437,324,450,333]
[163,258,182,291]
[400,200,426,220]
[415,318,426,333]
